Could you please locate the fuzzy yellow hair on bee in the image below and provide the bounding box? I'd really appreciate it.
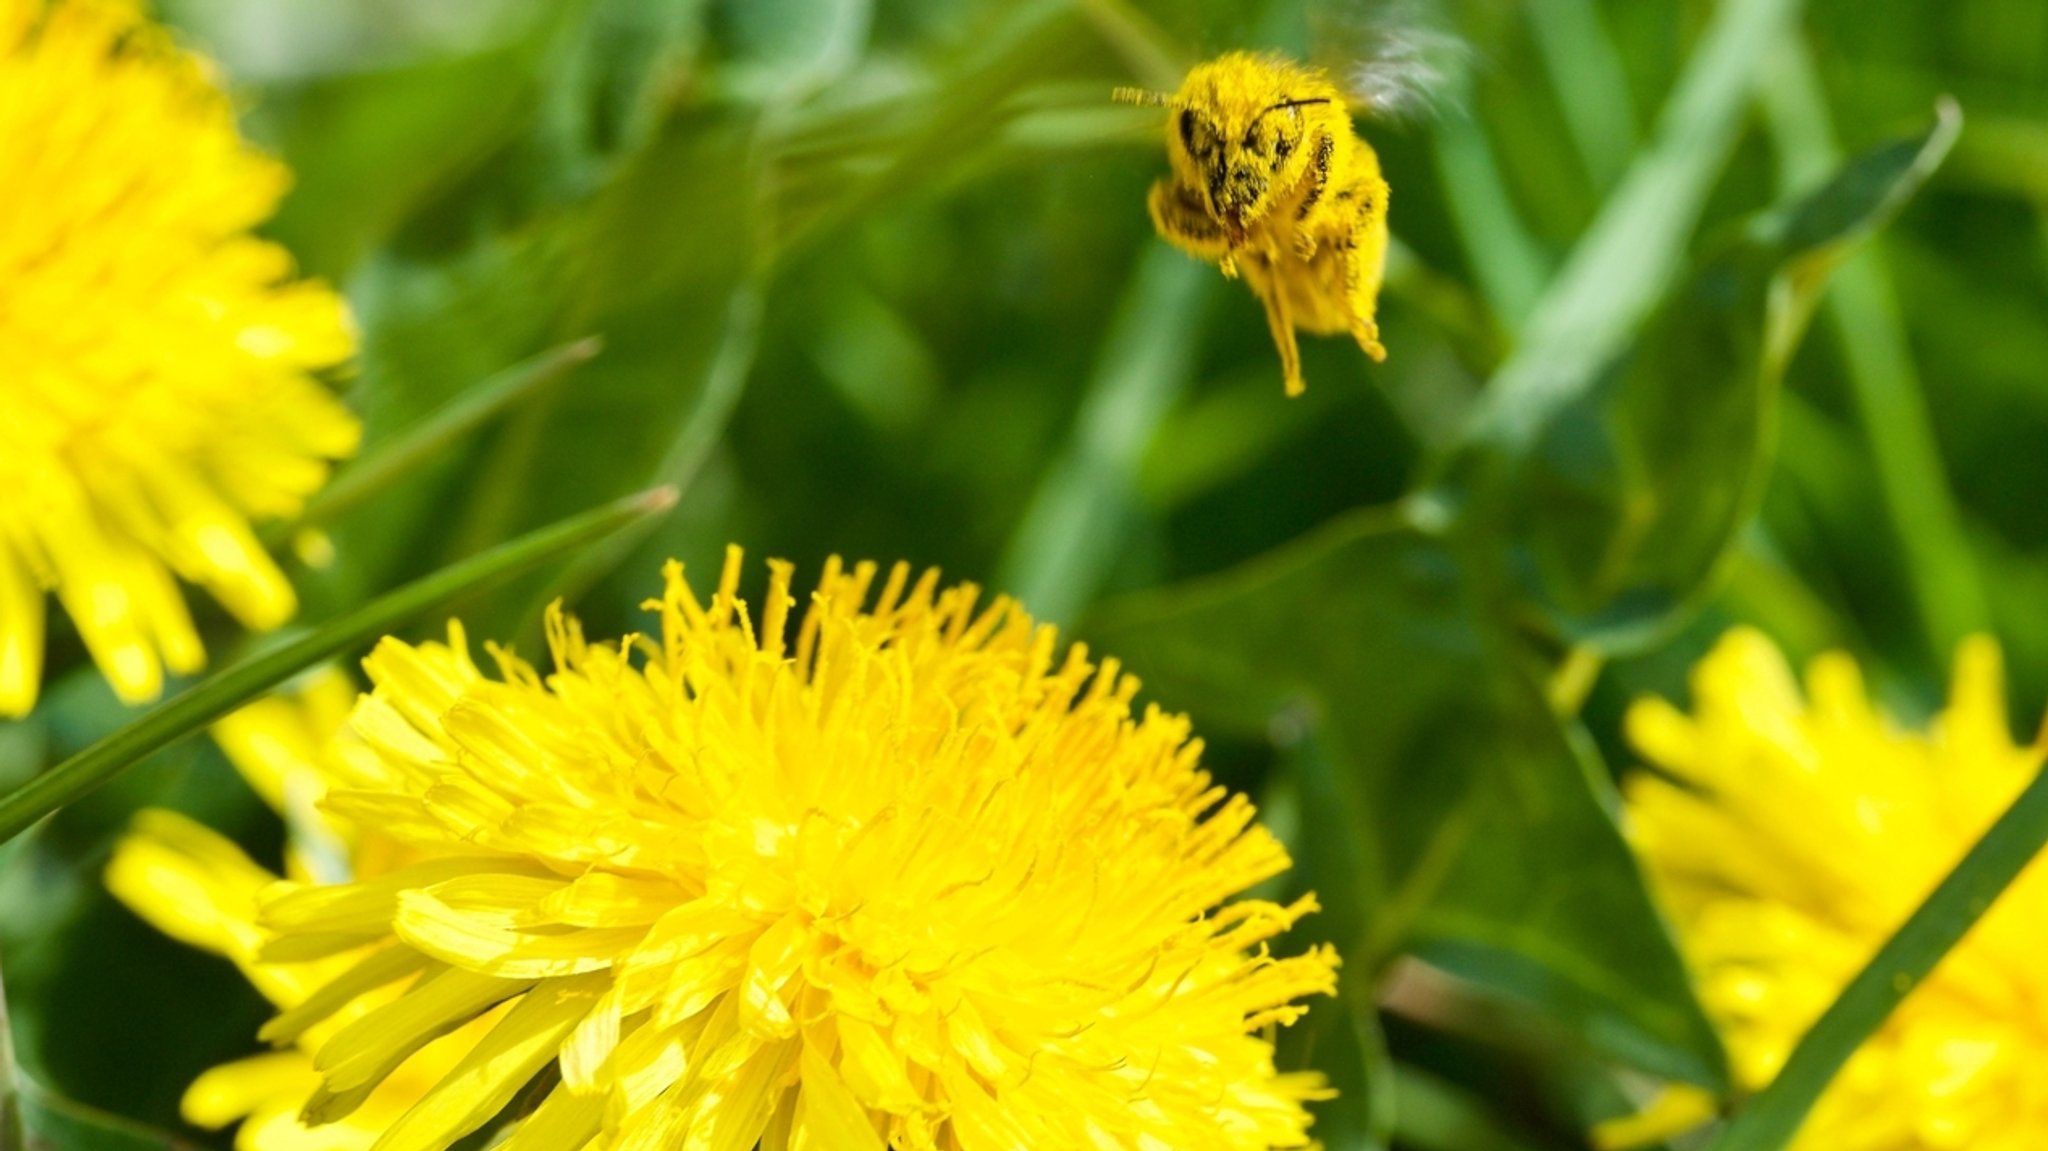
[1117,52,1389,397]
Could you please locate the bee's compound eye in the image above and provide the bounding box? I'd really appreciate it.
[1178,109,1197,149]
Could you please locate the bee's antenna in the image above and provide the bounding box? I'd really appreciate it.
[1248,97,1336,126]
[1112,87,1172,107]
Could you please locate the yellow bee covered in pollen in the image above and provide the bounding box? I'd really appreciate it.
[1118,52,1390,396]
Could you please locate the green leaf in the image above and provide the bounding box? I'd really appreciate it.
[1084,509,1726,1089]
[1439,101,1960,652]
[1402,713,1726,1088]
[1749,101,1960,270]
[0,489,676,845]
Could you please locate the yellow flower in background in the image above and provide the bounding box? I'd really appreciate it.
[254,549,1338,1151]
[108,671,489,1151]
[0,0,358,717]
[1619,628,2048,1151]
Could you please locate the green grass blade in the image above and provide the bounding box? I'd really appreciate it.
[1427,44,1552,330]
[1760,38,1988,659]
[0,487,677,846]
[1705,761,2048,1151]
[1463,0,1804,453]
[996,245,1212,625]
[1524,0,1640,190]
[291,337,604,533]
[1433,98,1554,329]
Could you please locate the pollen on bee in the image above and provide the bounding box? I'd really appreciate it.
[1119,51,1391,397]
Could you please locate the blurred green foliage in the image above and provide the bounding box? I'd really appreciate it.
[4,0,2048,1147]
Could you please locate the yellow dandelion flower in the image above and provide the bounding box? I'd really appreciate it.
[0,0,358,717]
[109,671,492,1151]
[253,548,1339,1151]
[1619,627,2048,1151]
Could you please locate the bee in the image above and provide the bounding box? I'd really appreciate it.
[1116,52,1391,397]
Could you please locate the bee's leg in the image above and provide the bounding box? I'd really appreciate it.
[1292,131,1337,260]
[1340,179,1390,363]
[1251,268,1306,396]
[1344,249,1386,362]
[1145,179,1233,270]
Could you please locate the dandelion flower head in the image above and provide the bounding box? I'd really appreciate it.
[0,0,358,716]
[109,671,492,1151]
[1624,628,2048,1150]
[255,549,1340,1151]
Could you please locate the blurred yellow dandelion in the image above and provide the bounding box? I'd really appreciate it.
[1619,628,2048,1151]
[252,549,1339,1151]
[0,0,358,716]
[109,671,494,1151]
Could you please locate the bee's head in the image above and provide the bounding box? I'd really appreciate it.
[1147,54,1338,237]
[1180,100,1326,231]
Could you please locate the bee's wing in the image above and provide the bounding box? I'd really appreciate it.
[1308,0,1471,122]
